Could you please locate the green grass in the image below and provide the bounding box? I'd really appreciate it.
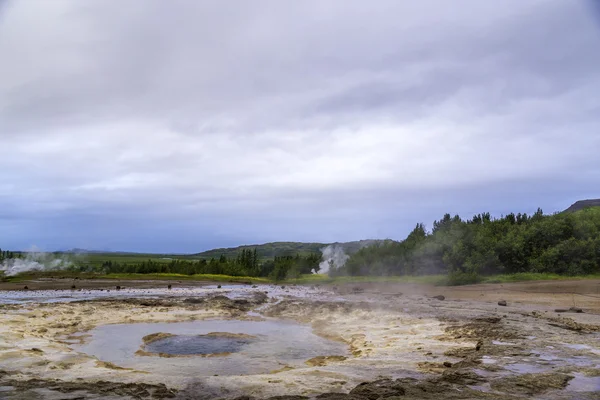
[99,273,270,283]
[282,274,448,285]
[481,272,600,284]
[1,271,270,284]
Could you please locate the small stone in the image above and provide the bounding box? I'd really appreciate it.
[443,361,452,368]
[432,295,445,301]
[498,300,507,306]
[217,285,222,289]
[475,340,483,351]
[116,286,121,290]
[569,307,583,313]
[23,285,28,290]
[168,284,172,289]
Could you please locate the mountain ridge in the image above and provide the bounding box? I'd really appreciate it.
[191,239,390,259]
[563,199,600,213]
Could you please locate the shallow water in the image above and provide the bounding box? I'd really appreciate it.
[146,334,255,355]
[0,284,333,304]
[75,319,348,376]
[566,373,600,392]
[505,363,550,374]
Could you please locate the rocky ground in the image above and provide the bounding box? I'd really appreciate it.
[0,279,598,399]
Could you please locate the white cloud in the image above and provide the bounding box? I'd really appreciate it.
[1,0,599,250]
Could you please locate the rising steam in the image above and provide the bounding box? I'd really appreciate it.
[317,244,349,274]
[0,247,73,276]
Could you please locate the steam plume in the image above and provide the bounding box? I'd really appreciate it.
[0,246,73,276]
[317,244,349,274]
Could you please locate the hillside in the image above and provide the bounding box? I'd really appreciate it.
[192,240,388,259]
[338,206,600,280]
[563,199,600,213]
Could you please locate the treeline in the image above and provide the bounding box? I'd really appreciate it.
[0,249,20,263]
[99,249,321,280]
[335,207,600,282]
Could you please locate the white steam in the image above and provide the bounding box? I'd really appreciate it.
[0,247,73,276]
[316,244,349,274]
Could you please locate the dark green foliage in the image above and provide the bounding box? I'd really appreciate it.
[87,250,320,279]
[0,249,19,263]
[339,207,600,279]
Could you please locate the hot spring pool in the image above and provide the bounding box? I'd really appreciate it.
[75,318,348,376]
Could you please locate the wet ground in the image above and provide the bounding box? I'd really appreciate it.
[0,279,599,399]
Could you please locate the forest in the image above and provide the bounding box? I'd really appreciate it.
[334,207,600,283]
[99,249,321,280]
[2,207,599,283]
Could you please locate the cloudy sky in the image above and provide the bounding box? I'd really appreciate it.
[1,0,600,253]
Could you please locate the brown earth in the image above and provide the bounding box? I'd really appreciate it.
[331,279,600,313]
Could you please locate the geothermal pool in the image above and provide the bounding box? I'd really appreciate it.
[74,318,349,376]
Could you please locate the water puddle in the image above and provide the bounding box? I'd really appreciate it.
[0,284,332,304]
[492,340,516,346]
[566,373,600,392]
[75,319,348,376]
[562,343,600,355]
[505,363,550,374]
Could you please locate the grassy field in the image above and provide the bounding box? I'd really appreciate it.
[2,271,270,284]
[480,272,600,283]
[61,253,195,267]
[3,270,599,286]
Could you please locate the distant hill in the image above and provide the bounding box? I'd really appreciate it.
[563,199,600,213]
[192,240,388,259]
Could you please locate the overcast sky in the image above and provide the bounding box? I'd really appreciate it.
[1,0,600,253]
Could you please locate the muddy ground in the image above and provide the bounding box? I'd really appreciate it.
[0,279,598,399]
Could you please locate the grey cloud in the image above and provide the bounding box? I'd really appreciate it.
[1,0,600,251]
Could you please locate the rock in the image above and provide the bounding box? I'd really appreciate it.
[491,372,574,395]
[266,397,309,400]
[443,361,452,368]
[305,355,347,366]
[498,300,507,306]
[116,286,121,290]
[30,348,43,353]
[439,370,485,385]
[349,379,406,400]
[183,297,204,304]
[23,286,28,290]
[316,394,362,400]
[475,340,483,351]
[555,307,583,313]
[217,285,222,289]
[432,295,445,301]
[252,285,258,288]
[71,285,76,290]
[168,284,172,290]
